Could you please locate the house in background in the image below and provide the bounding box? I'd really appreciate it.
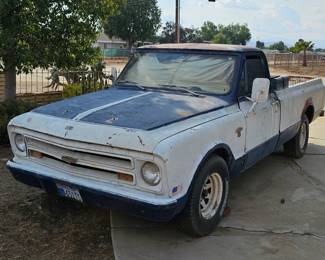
[94,33,129,58]
[262,49,280,54]
[93,33,126,50]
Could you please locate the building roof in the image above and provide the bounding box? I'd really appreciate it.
[138,43,260,52]
[262,49,280,54]
[96,32,126,44]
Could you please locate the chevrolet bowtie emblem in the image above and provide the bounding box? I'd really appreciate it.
[61,156,78,164]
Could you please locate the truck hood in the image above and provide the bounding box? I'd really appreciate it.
[10,88,232,153]
[33,88,230,130]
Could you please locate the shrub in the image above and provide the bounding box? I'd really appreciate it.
[63,83,108,98]
[62,84,83,98]
[0,100,37,144]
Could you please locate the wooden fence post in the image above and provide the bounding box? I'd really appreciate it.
[0,73,5,102]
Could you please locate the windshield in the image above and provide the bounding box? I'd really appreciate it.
[117,52,238,95]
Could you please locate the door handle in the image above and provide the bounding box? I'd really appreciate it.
[272,101,279,112]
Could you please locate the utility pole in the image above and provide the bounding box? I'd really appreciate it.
[175,0,180,43]
[175,1,215,43]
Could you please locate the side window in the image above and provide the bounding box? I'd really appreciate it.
[238,55,267,97]
[238,65,247,97]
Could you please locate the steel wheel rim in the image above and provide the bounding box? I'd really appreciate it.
[199,172,223,220]
[299,122,307,150]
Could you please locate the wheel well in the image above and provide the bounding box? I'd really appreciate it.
[196,146,233,174]
[185,146,233,207]
[213,148,231,166]
[305,105,314,123]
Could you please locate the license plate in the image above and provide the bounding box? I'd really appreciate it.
[56,183,83,202]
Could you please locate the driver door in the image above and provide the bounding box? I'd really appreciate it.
[239,55,280,169]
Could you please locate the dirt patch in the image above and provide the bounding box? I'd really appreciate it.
[270,64,325,78]
[0,145,114,260]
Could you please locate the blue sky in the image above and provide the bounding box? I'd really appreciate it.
[157,0,325,48]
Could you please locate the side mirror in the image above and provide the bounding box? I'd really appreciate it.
[251,78,270,104]
[111,67,118,83]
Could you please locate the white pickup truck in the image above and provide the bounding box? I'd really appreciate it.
[6,44,325,236]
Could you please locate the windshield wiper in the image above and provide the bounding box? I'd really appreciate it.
[158,84,205,97]
[116,80,146,90]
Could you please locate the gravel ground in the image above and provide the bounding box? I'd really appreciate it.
[0,145,114,260]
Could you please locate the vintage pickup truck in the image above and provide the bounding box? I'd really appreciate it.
[6,44,325,236]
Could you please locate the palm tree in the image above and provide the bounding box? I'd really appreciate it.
[295,39,315,67]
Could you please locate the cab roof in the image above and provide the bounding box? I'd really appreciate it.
[138,43,260,53]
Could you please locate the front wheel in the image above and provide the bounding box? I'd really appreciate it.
[284,115,309,159]
[180,156,229,237]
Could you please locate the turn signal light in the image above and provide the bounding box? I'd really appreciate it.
[118,173,134,183]
[30,150,44,159]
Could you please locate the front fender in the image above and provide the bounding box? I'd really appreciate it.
[153,106,246,201]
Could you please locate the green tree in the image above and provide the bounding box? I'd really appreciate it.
[105,0,161,48]
[0,0,121,100]
[183,27,203,43]
[158,22,202,43]
[269,41,288,52]
[158,22,177,43]
[256,41,265,49]
[200,21,219,42]
[212,23,251,45]
[290,39,315,66]
[213,32,230,44]
[219,24,251,45]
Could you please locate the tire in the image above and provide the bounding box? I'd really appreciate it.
[284,114,309,159]
[180,156,229,237]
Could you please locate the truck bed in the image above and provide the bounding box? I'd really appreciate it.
[275,77,325,133]
[271,75,316,90]
[288,76,316,86]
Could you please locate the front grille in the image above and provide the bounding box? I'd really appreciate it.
[24,137,134,184]
[26,137,133,170]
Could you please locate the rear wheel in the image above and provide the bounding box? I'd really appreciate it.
[180,156,229,237]
[284,114,309,159]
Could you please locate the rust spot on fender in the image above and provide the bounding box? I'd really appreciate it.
[303,97,313,113]
[235,127,243,138]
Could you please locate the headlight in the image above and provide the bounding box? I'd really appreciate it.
[14,134,26,153]
[141,162,161,186]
